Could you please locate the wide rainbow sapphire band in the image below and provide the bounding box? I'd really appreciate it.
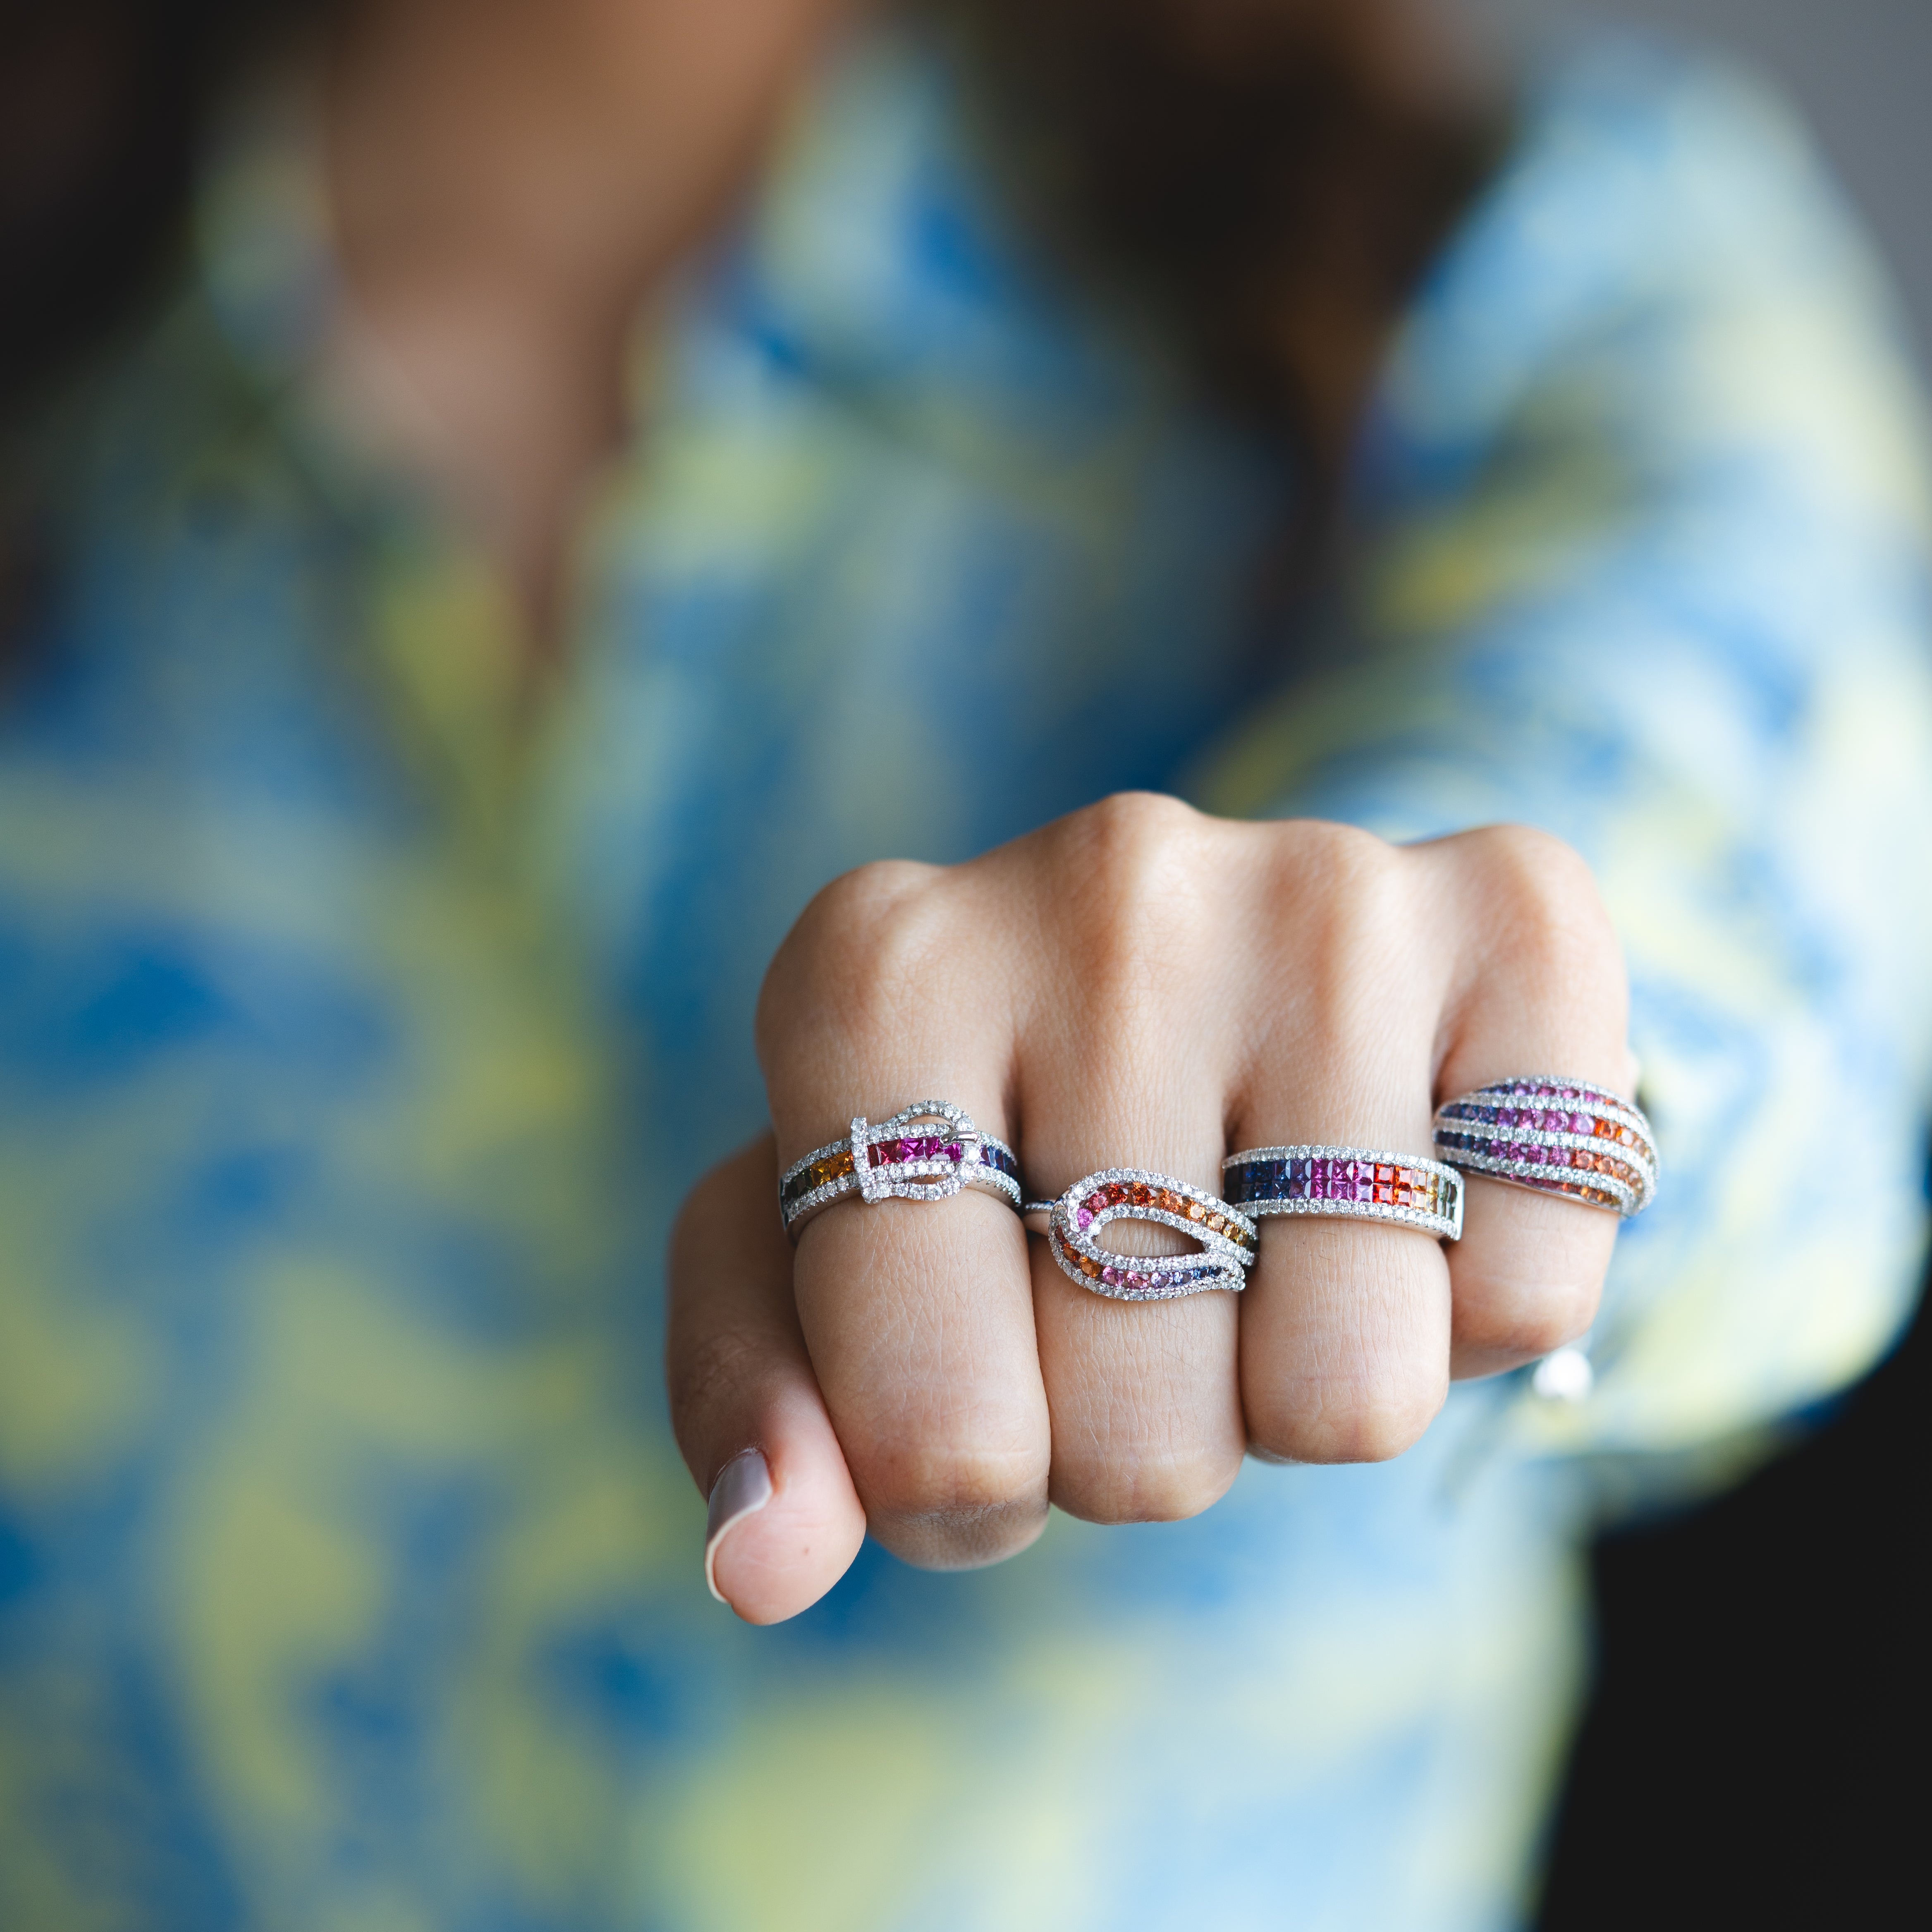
[1431,1076,1657,1217]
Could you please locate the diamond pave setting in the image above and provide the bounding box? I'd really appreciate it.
[1045,1168,1258,1302]
[779,1100,1021,1238]
[1431,1076,1657,1218]
[1222,1145,1465,1241]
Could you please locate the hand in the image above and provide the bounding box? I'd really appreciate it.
[667,794,1636,1622]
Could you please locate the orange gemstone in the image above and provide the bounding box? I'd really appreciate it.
[1395,1187,1413,1208]
[1206,1212,1226,1233]
[1081,1255,1102,1279]
[1376,1164,1394,1184]
[1187,1202,1206,1222]
[1129,1183,1152,1207]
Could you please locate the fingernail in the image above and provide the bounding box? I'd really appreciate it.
[704,1449,774,1605]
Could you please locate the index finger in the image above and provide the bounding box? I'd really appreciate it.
[755,860,1050,1570]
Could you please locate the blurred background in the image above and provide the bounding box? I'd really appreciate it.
[1506,3,1932,1926]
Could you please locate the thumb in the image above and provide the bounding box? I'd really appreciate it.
[666,1135,867,1622]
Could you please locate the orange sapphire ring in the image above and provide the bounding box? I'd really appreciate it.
[1222,1146,1464,1241]
[1431,1077,1657,1217]
[779,1100,1022,1239]
[1022,1169,1258,1301]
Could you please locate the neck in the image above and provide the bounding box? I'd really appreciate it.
[320,0,843,649]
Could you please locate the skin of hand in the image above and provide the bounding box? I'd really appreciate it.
[668,794,1637,1623]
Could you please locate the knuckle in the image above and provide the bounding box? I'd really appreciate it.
[857,1438,1046,1528]
[1260,1364,1446,1466]
[1047,794,1221,1023]
[1060,792,1210,925]
[1468,824,1619,984]
[1257,823,1413,1038]
[754,858,946,1059]
[1059,1444,1241,1526]
[1459,1277,1599,1362]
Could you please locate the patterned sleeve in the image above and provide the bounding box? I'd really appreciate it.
[1195,46,1932,1469]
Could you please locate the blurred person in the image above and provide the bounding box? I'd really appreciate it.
[1,1,1930,1928]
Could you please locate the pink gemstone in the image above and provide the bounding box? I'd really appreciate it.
[1076,1208,1094,1229]
[1102,1267,1121,1286]
[1085,1192,1107,1215]
[944,1142,963,1161]
[1126,1273,1148,1290]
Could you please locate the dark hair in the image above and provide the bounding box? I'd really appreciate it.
[964,0,1501,460]
[0,0,318,431]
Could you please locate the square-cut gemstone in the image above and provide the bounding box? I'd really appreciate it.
[1376,1164,1395,1184]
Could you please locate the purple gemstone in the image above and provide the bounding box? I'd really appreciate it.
[945,1141,964,1162]
[1497,1109,1517,1128]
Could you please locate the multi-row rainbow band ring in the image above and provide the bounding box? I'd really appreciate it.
[1222,1147,1464,1241]
[1023,1170,1258,1301]
[779,1100,1021,1238]
[1431,1076,1657,1217]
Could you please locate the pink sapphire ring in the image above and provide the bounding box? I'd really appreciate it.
[779,1100,1022,1239]
[1222,1146,1464,1241]
[1431,1077,1657,1217]
[1022,1169,1257,1301]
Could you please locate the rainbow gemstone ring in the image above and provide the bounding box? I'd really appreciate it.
[1222,1147,1464,1241]
[779,1100,1022,1238]
[1431,1076,1657,1217]
[1024,1169,1258,1301]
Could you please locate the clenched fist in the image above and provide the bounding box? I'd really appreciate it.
[669,794,1636,1622]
